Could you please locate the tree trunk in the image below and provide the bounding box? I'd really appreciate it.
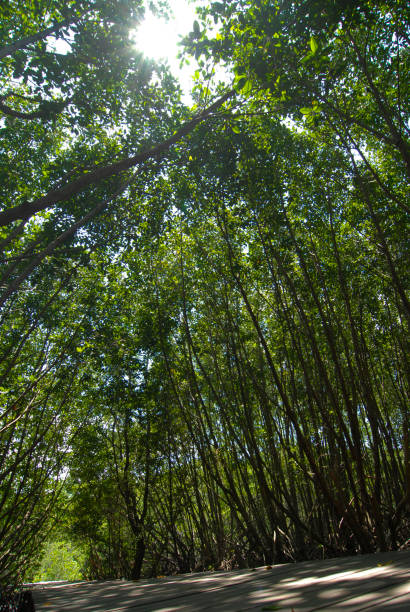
[131,537,145,580]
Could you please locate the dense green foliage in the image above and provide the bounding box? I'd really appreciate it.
[31,540,84,582]
[0,0,408,586]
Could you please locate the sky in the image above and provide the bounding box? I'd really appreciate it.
[50,1,222,101]
[133,0,199,92]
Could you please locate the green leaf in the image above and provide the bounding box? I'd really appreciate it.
[241,79,253,95]
[235,76,247,91]
[310,36,318,55]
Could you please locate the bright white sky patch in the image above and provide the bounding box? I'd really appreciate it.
[133,0,197,71]
[135,13,176,62]
[132,1,230,99]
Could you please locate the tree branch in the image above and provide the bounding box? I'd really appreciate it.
[0,99,49,120]
[0,14,83,60]
[0,174,134,308]
[0,90,235,227]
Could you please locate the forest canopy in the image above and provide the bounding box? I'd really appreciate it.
[0,0,409,586]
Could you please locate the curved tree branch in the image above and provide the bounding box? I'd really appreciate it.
[0,97,67,120]
[0,90,235,227]
[0,174,134,308]
[0,14,83,60]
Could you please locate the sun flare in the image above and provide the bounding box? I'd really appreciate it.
[133,14,178,61]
